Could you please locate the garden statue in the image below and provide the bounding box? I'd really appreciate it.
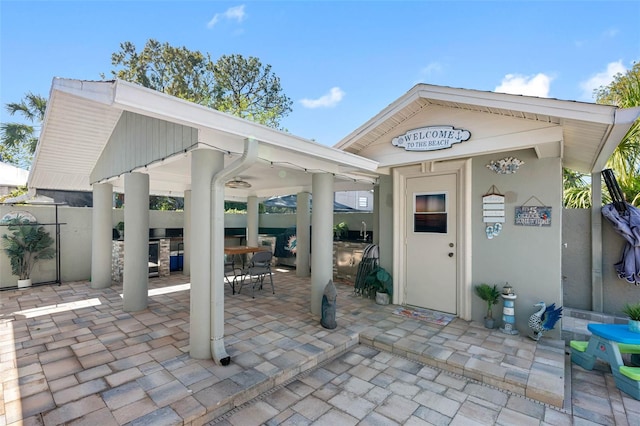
[321,279,337,329]
[528,302,563,341]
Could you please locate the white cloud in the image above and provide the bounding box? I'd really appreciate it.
[421,62,443,76]
[207,5,246,29]
[300,87,345,108]
[579,60,627,100]
[495,73,552,97]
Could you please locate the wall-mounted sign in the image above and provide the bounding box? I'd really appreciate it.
[515,206,552,227]
[392,126,471,151]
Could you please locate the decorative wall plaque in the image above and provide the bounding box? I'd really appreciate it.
[392,126,471,151]
[483,185,505,239]
[515,196,551,227]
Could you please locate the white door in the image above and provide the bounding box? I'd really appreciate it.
[405,173,457,314]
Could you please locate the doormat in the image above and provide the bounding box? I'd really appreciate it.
[392,307,455,326]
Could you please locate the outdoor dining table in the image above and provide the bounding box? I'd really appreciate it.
[572,323,640,399]
[224,246,268,267]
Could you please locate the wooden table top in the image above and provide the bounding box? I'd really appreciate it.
[223,246,268,255]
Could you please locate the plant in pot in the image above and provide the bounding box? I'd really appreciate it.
[1,216,56,288]
[622,302,640,333]
[333,222,349,240]
[364,266,393,305]
[475,283,501,329]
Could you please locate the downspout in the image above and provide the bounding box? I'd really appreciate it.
[209,138,258,365]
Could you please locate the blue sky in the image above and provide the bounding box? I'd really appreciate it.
[1,0,639,148]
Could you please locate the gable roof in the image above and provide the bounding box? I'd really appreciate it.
[29,78,379,199]
[335,84,640,174]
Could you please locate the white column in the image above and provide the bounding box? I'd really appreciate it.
[246,195,259,247]
[372,184,380,245]
[183,190,191,276]
[190,149,223,359]
[123,172,149,312]
[311,173,334,316]
[296,191,311,277]
[91,182,113,289]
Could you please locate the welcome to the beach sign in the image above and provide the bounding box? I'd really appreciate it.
[392,126,471,151]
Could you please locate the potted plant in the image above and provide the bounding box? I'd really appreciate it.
[364,266,393,305]
[475,283,501,328]
[622,302,640,333]
[116,221,125,239]
[333,222,349,240]
[1,216,56,288]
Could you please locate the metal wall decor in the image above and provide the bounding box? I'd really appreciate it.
[486,157,524,174]
[482,185,505,239]
[515,196,552,227]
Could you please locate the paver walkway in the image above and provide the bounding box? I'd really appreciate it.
[1,269,638,425]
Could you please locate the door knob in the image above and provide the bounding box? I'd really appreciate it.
[448,252,454,257]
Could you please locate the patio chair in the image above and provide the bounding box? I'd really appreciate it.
[238,250,274,298]
[224,255,241,294]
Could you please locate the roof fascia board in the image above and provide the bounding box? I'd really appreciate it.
[335,90,423,150]
[416,87,616,124]
[590,106,640,172]
[51,78,116,105]
[112,80,379,172]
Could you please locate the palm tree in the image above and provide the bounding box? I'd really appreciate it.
[564,62,640,208]
[0,92,47,167]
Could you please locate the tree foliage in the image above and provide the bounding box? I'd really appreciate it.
[108,39,216,106]
[212,54,292,128]
[563,62,640,208]
[0,92,47,167]
[108,39,292,129]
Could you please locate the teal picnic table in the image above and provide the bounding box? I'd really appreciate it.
[571,323,640,399]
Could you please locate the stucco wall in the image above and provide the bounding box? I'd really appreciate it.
[471,149,563,337]
[1,204,374,289]
[562,209,592,310]
[0,205,188,288]
[562,208,640,315]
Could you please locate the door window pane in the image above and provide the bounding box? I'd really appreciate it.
[414,193,447,233]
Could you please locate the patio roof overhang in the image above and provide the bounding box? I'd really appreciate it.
[28,78,380,200]
[335,84,640,174]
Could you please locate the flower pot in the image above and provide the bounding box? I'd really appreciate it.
[629,320,640,333]
[484,317,495,329]
[17,278,32,289]
[375,292,390,305]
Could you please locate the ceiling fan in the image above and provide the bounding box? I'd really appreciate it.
[225,176,251,189]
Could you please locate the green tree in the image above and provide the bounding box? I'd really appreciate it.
[108,40,292,129]
[1,92,47,168]
[107,39,216,106]
[563,62,640,208]
[212,54,292,129]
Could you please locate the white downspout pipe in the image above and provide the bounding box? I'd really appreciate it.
[209,138,259,365]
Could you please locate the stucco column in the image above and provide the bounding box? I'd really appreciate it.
[377,175,393,273]
[183,190,191,275]
[91,182,113,289]
[123,172,149,312]
[246,195,259,247]
[190,149,223,359]
[296,191,311,277]
[311,173,333,316]
[591,171,603,312]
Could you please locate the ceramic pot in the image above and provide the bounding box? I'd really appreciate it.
[629,319,640,333]
[484,317,495,329]
[17,278,32,289]
[375,292,390,305]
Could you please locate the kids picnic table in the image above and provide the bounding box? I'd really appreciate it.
[571,323,640,399]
